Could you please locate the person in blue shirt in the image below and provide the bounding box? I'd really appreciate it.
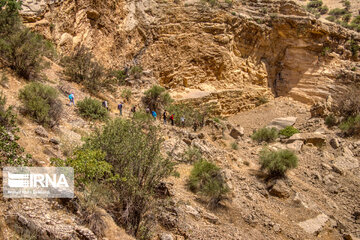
[68,93,75,106]
[152,110,157,119]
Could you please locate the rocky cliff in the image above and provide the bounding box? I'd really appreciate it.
[23,0,360,115]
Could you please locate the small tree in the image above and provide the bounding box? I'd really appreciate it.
[188,159,229,208]
[83,118,175,235]
[143,85,173,111]
[61,46,104,94]
[0,0,21,37]
[339,115,360,136]
[279,126,299,138]
[259,148,298,177]
[167,103,208,127]
[19,82,62,126]
[251,127,278,143]
[76,97,108,121]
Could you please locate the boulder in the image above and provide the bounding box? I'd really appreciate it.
[287,133,326,147]
[268,180,290,199]
[49,138,60,145]
[267,117,297,130]
[35,126,49,138]
[298,213,329,235]
[329,138,340,149]
[86,9,100,20]
[229,126,244,139]
[286,140,303,152]
[159,233,173,240]
[202,211,219,224]
[332,155,359,175]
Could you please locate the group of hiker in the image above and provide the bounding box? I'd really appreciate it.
[68,93,196,129]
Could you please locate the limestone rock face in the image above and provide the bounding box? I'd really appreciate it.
[288,132,326,147]
[298,214,329,235]
[267,117,297,130]
[24,0,360,116]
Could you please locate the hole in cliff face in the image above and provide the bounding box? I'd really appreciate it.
[267,47,321,100]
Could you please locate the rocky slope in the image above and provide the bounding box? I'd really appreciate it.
[0,0,359,239]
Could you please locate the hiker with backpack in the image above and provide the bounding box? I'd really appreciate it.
[146,107,150,114]
[118,102,124,116]
[152,110,157,119]
[69,93,75,106]
[170,114,175,126]
[180,116,185,127]
[102,100,109,111]
[163,110,167,124]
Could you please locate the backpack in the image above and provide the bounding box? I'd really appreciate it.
[118,104,122,110]
[69,94,73,100]
[170,115,174,120]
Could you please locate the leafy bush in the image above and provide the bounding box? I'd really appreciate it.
[255,96,268,106]
[182,147,202,163]
[259,148,298,177]
[319,5,328,14]
[329,8,347,17]
[342,13,352,22]
[231,142,239,150]
[129,65,142,79]
[83,118,175,235]
[121,88,132,102]
[76,97,108,121]
[325,114,337,127]
[51,149,113,186]
[307,0,322,9]
[326,15,336,22]
[107,69,127,86]
[143,85,173,111]
[347,39,359,57]
[352,15,360,25]
[279,126,299,138]
[61,46,104,94]
[334,86,360,118]
[0,0,21,37]
[0,92,31,166]
[188,159,229,207]
[132,110,153,124]
[19,82,62,126]
[0,28,51,80]
[339,115,360,136]
[166,103,208,127]
[251,127,278,143]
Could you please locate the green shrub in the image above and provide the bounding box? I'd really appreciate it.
[320,5,328,14]
[132,110,153,124]
[231,142,239,150]
[321,46,331,56]
[279,126,299,138]
[19,82,62,126]
[255,96,268,106]
[342,13,352,22]
[51,149,113,186]
[182,147,202,163]
[0,92,31,166]
[326,15,336,22]
[307,0,322,9]
[143,85,173,111]
[129,65,142,79]
[251,127,278,143]
[61,46,104,94]
[259,148,298,177]
[329,8,347,17]
[188,159,229,207]
[0,29,50,80]
[225,0,232,7]
[0,0,21,37]
[76,97,108,121]
[339,115,360,136]
[166,103,208,127]
[107,69,127,86]
[352,15,360,25]
[325,114,337,127]
[83,118,175,235]
[121,88,132,102]
[343,0,350,10]
[347,39,359,57]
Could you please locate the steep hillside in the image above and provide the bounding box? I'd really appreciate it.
[0,0,359,240]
